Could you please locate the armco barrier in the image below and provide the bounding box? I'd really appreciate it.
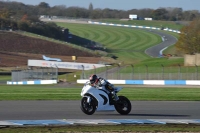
[77,79,200,85]
[7,80,57,85]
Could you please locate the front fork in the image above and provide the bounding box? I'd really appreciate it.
[86,96,91,103]
[111,91,119,101]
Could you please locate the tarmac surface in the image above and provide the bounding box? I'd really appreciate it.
[145,30,177,57]
[0,100,200,120]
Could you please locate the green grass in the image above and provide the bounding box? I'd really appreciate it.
[0,85,81,100]
[0,85,200,101]
[1,124,200,133]
[118,57,186,74]
[133,57,184,67]
[56,22,162,64]
[99,19,183,60]
[100,19,185,30]
[55,19,184,66]
[0,76,11,81]
[123,87,200,101]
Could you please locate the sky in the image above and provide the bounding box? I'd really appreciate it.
[10,0,200,11]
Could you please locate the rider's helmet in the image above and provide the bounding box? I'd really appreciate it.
[89,74,98,85]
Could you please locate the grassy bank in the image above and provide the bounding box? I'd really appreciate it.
[56,22,162,64]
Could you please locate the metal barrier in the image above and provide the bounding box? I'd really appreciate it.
[11,67,57,82]
[80,65,200,80]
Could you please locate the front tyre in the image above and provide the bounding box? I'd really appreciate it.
[80,97,96,115]
[114,96,132,115]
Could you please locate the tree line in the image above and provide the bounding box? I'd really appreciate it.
[0,1,65,40]
[0,1,200,21]
[175,18,200,55]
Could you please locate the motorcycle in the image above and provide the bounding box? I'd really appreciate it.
[80,81,132,115]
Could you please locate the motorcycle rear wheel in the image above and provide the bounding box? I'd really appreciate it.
[114,96,132,115]
[80,97,96,115]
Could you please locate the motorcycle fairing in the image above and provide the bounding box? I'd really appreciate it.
[82,85,115,111]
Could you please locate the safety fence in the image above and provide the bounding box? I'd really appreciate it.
[9,65,200,82]
[11,67,58,82]
[81,65,200,80]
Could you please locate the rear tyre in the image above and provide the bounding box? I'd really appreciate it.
[80,96,96,115]
[114,96,131,115]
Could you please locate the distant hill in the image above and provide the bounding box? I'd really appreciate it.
[0,31,96,56]
[0,31,112,67]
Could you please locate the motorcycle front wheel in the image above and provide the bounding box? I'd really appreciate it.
[80,97,96,115]
[114,96,132,115]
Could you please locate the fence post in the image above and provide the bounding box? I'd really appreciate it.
[178,64,181,79]
[105,64,108,79]
[41,67,43,80]
[51,67,54,80]
[16,66,19,82]
[54,64,58,82]
[196,65,198,80]
[131,64,134,79]
[117,64,120,80]
[93,65,96,74]
[81,65,85,79]
[145,65,148,80]
[161,64,164,80]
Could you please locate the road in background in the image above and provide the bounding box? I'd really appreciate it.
[145,30,177,57]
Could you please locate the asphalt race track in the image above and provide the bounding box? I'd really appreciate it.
[145,30,177,57]
[0,101,200,120]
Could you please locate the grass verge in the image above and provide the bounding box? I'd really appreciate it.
[1,124,200,133]
[100,19,184,30]
[0,85,200,101]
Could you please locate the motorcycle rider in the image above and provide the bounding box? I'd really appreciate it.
[89,74,119,101]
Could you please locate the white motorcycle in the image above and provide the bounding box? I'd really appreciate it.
[80,81,132,115]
